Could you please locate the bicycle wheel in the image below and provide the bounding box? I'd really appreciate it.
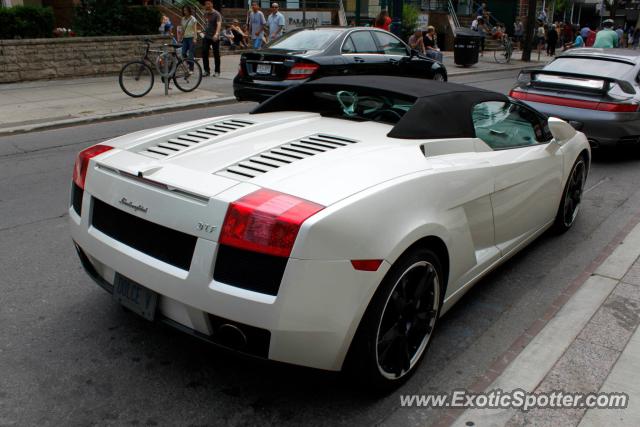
[494,45,510,64]
[173,59,203,92]
[119,61,154,98]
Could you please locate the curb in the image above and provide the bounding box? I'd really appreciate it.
[433,209,640,427]
[447,62,532,77]
[0,96,238,137]
[0,63,534,137]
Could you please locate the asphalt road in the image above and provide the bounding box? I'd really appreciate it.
[3,70,640,427]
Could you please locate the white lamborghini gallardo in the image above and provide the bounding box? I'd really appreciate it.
[69,76,590,389]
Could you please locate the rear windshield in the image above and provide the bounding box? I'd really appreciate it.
[545,57,634,78]
[267,29,341,51]
[304,90,415,124]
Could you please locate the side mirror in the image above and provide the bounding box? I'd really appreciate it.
[410,48,418,57]
[548,117,576,144]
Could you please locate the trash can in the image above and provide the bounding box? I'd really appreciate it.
[454,28,481,67]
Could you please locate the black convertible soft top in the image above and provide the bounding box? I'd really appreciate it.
[251,75,508,139]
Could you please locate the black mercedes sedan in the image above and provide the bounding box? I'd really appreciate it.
[233,27,448,102]
[510,49,640,148]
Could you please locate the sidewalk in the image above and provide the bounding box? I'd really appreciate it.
[446,215,640,427]
[0,51,547,136]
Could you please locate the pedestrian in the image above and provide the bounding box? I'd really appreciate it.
[201,0,222,77]
[180,5,198,72]
[564,25,584,50]
[408,29,426,54]
[633,28,640,49]
[615,25,625,48]
[471,16,487,56]
[374,10,391,31]
[267,2,285,42]
[580,24,591,40]
[476,2,486,18]
[561,21,573,49]
[230,19,248,48]
[513,18,524,50]
[537,8,547,24]
[585,28,597,47]
[547,24,558,56]
[159,15,173,36]
[423,26,442,62]
[248,1,266,49]
[593,19,618,48]
[535,21,546,58]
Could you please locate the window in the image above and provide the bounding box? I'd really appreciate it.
[545,57,634,79]
[267,29,341,51]
[342,37,356,54]
[472,101,550,150]
[278,88,415,124]
[373,31,409,56]
[348,31,379,54]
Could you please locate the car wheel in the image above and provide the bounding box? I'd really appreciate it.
[346,247,443,392]
[432,72,446,82]
[553,156,587,233]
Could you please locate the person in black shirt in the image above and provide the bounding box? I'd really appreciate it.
[202,0,222,77]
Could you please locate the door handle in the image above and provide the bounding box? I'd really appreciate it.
[353,56,365,63]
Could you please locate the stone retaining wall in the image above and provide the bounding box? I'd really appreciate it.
[0,35,239,83]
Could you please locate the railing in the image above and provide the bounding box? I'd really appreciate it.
[337,0,347,26]
[155,0,207,28]
[470,0,500,29]
[447,0,460,28]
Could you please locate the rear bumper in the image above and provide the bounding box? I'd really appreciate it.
[233,76,303,102]
[69,193,388,371]
[522,100,640,147]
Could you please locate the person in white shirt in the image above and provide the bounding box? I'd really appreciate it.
[267,2,285,42]
[248,1,266,49]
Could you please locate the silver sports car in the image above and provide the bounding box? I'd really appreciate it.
[511,48,640,148]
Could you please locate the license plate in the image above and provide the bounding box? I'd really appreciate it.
[113,274,158,321]
[256,64,271,74]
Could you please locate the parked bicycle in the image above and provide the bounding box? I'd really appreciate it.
[119,38,203,98]
[494,35,513,64]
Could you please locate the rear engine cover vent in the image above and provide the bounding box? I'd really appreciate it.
[216,134,358,181]
[139,119,254,159]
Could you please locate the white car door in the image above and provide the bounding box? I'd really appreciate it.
[472,100,564,254]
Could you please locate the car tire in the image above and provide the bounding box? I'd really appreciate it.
[346,247,444,392]
[432,72,446,82]
[552,155,587,234]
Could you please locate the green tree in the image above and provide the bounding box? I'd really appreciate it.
[401,4,420,41]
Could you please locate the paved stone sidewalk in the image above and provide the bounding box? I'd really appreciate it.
[450,220,640,427]
[0,51,546,136]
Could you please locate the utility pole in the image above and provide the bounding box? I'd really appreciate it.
[302,0,306,27]
[522,0,538,62]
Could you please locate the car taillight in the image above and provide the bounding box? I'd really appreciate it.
[219,189,324,258]
[351,260,383,271]
[72,145,114,190]
[286,63,319,80]
[509,90,639,112]
[238,63,245,77]
[594,102,639,112]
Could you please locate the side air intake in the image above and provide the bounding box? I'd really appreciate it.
[138,119,254,159]
[216,134,358,180]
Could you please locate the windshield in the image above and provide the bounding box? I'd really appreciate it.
[308,90,415,124]
[267,29,341,51]
[545,57,634,78]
